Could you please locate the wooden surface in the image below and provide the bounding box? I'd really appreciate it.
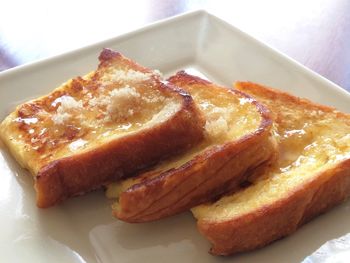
[0,0,349,92]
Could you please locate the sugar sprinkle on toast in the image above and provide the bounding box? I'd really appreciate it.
[0,49,205,207]
[106,72,277,222]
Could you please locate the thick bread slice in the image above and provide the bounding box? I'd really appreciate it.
[0,49,205,208]
[192,82,350,255]
[106,72,276,222]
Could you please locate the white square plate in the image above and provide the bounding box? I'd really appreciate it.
[0,10,349,263]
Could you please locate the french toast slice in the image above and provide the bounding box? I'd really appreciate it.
[0,49,205,208]
[192,82,350,255]
[106,72,277,222]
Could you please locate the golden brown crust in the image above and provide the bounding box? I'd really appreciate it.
[97,49,155,77]
[235,81,350,120]
[113,73,276,222]
[116,133,276,222]
[195,82,350,255]
[35,104,204,207]
[1,49,205,208]
[197,159,350,255]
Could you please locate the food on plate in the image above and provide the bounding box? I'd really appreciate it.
[2,47,349,257]
[192,82,350,255]
[106,72,277,222]
[0,49,205,208]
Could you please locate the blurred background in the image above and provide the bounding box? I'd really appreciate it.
[0,0,349,90]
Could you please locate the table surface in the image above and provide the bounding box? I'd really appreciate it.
[1,0,349,92]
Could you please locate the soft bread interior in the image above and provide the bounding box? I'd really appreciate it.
[192,82,350,222]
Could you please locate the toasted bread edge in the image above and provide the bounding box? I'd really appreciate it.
[113,73,277,222]
[34,81,205,208]
[195,82,350,255]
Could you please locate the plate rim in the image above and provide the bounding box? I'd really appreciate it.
[0,10,207,80]
[1,9,349,100]
[202,12,350,98]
